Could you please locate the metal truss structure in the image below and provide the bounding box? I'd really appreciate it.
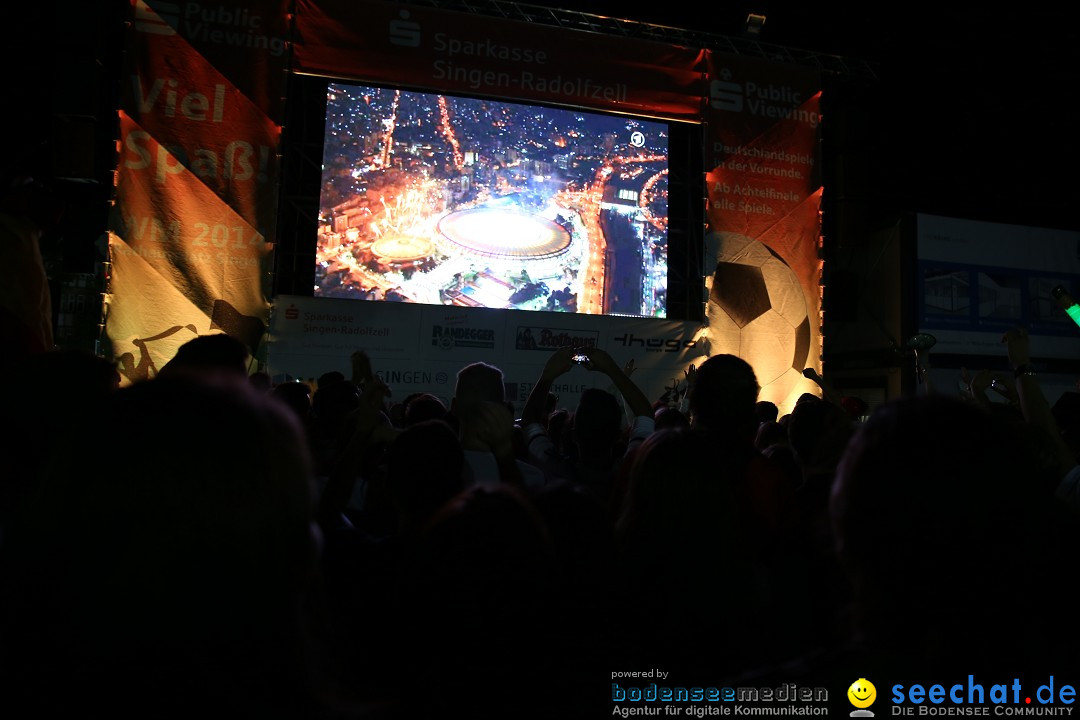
[388,0,879,83]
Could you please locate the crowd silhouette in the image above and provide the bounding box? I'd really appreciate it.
[1,326,1079,719]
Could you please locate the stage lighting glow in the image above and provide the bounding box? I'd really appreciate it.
[703,231,818,414]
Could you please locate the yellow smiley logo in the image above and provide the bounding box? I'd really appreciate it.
[848,678,877,709]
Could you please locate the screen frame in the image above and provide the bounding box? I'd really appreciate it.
[274,71,706,322]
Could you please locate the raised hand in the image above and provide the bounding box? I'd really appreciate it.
[988,374,1017,404]
[1001,326,1032,370]
[962,366,993,394]
[583,346,619,376]
[467,400,515,456]
[541,345,577,382]
[350,349,375,387]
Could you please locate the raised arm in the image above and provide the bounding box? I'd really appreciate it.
[802,366,843,406]
[1002,326,1076,480]
[960,366,993,409]
[521,346,576,427]
[316,352,398,531]
[584,347,653,420]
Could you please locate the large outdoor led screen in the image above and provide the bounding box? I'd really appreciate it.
[315,82,670,317]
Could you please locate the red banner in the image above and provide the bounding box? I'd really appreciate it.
[123,0,287,232]
[130,0,292,120]
[705,52,822,237]
[293,0,708,121]
[107,0,289,379]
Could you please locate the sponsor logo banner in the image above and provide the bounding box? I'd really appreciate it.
[293,0,706,120]
[515,326,599,352]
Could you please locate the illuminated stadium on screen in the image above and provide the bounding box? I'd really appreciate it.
[315,82,670,317]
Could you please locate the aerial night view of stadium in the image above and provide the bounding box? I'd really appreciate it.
[315,82,670,317]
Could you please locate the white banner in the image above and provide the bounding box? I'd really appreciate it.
[267,295,706,415]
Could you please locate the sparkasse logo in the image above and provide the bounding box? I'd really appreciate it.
[389,9,421,47]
